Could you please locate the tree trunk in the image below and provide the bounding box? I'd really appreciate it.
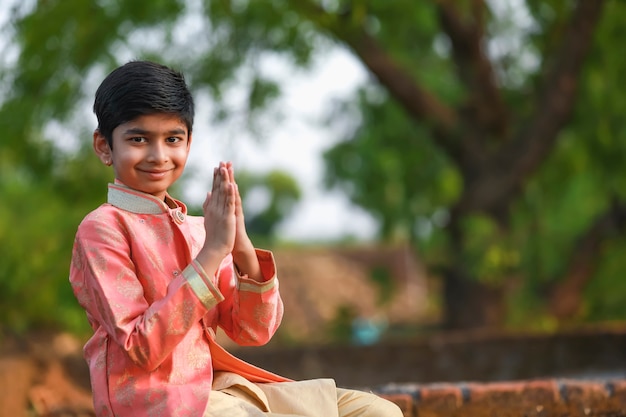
[442,267,507,329]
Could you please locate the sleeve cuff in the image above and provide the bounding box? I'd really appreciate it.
[236,249,278,293]
[183,260,225,309]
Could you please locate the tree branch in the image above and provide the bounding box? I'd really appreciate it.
[548,198,626,319]
[498,0,605,198]
[437,0,508,138]
[346,30,465,157]
[458,0,606,215]
[292,1,461,159]
[344,30,458,129]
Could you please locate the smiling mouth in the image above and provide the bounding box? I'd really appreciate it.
[141,169,171,178]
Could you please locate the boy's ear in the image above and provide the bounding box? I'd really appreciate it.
[93,129,113,166]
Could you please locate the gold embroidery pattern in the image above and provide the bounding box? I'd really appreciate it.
[114,371,137,407]
[238,278,276,294]
[183,266,223,309]
[69,184,284,417]
[167,298,195,335]
[143,388,167,416]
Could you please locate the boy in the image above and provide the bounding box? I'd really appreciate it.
[69,60,402,417]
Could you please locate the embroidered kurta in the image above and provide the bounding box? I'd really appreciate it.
[69,182,289,417]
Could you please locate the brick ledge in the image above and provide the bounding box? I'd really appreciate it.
[372,378,626,417]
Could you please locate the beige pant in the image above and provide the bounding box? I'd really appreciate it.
[204,372,402,417]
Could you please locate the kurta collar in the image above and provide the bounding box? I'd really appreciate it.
[107,181,187,215]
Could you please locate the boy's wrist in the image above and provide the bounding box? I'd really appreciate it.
[233,235,255,257]
[232,247,263,282]
[195,247,227,277]
[232,248,256,270]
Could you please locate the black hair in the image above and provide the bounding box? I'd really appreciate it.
[93,60,195,148]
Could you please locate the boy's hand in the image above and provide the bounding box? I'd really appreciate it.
[225,162,254,255]
[226,162,263,282]
[196,162,236,273]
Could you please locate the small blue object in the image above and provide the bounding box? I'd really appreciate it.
[351,317,387,345]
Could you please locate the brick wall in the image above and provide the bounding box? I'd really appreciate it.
[234,327,626,387]
[374,379,626,417]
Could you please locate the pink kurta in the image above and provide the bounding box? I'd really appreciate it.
[69,182,289,417]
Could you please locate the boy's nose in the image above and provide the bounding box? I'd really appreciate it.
[147,143,168,162]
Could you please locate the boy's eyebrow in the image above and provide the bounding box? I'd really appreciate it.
[122,127,187,135]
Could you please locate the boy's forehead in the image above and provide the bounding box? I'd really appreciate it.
[117,113,189,133]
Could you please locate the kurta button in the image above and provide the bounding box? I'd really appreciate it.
[174,211,186,223]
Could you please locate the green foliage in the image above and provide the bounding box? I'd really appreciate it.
[323,93,462,242]
[0,0,185,333]
[584,237,626,321]
[320,0,626,326]
[459,214,521,285]
[237,170,302,244]
[511,133,609,286]
[0,0,308,334]
[2,0,626,334]
[504,0,626,322]
[0,172,93,334]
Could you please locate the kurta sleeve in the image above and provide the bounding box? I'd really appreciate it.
[208,249,284,346]
[69,212,222,371]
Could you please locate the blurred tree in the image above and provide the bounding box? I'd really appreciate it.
[0,1,188,333]
[319,0,626,328]
[236,170,301,242]
[0,0,300,333]
[1,0,625,332]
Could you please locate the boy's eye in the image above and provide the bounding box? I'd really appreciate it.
[166,137,183,143]
[130,137,147,143]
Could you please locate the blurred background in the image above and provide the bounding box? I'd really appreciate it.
[1,0,626,357]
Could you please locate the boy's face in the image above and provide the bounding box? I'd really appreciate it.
[93,113,192,200]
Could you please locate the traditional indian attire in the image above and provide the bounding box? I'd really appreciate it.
[69,182,401,417]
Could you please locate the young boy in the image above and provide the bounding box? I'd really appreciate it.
[69,60,402,417]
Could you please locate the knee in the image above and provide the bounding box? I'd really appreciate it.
[337,388,404,417]
[365,396,404,417]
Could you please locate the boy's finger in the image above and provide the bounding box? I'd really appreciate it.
[218,168,234,211]
[211,167,220,194]
[202,192,211,210]
[220,161,233,183]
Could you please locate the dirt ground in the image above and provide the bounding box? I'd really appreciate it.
[0,331,94,417]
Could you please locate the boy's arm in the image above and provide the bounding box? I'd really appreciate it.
[212,249,284,346]
[199,162,282,345]
[69,215,222,371]
[232,236,262,281]
[229,162,263,282]
[195,162,237,277]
